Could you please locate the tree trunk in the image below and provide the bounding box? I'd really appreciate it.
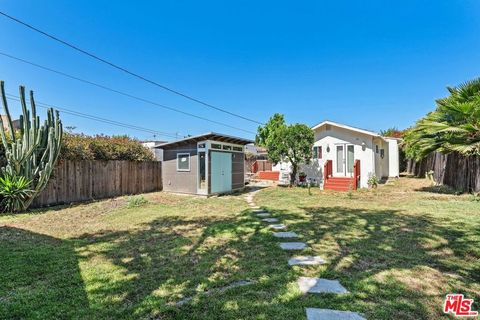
[290,164,297,187]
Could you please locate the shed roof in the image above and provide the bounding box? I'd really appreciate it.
[155,132,253,149]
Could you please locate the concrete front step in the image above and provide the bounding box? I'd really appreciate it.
[262,218,279,223]
[297,277,348,294]
[306,308,366,320]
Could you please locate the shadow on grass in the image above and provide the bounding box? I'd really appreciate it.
[0,226,91,319]
[2,203,477,319]
[265,205,479,318]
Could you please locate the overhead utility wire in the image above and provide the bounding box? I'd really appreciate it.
[5,93,180,138]
[0,11,263,125]
[0,51,256,135]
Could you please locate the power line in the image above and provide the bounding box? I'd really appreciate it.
[0,10,263,125]
[5,93,180,139]
[0,50,256,135]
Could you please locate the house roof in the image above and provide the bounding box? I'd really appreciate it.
[155,132,253,149]
[311,120,382,138]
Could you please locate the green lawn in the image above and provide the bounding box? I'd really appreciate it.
[1,178,479,319]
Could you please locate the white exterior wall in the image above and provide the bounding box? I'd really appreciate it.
[386,138,400,177]
[273,123,401,188]
[313,126,375,188]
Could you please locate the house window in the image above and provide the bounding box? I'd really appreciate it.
[223,145,232,150]
[177,153,190,171]
[313,146,323,159]
[375,145,379,153]
[232,146,243,152]
[380,149,385,159]
[211,143,222,149]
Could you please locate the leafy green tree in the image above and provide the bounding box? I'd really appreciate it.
[256,113,314,185]
[404,78,480,159]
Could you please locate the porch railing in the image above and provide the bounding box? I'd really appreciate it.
[353,159,360,190]
[324,160,332,183]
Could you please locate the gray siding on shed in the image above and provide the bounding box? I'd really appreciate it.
[162,142,198,194]
[232,152,245,190]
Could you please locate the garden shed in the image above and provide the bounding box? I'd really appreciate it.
[156,132,252,195]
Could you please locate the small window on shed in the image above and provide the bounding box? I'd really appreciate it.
[198,143,206,148]
[233,146,243,152]
[318,146,322,159]
[177,153,190,171]
[211,143,222,149]
[223,145,232,150]
[375,145,379,153]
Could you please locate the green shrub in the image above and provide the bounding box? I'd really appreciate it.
[0,174,34,213]
[60,133,154,161]
[126,195,149,208]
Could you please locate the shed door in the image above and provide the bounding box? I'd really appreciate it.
[211,151,232,193]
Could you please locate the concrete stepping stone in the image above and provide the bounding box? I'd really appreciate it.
[288,256,325,266]
[297,277,348,294]
[273,231,298,238]
[256,213,271,217]
[262,218,279,223]
[279,242,307,250]
[269,224,287,230]
[306,308,365,320]
[252,209,267,213]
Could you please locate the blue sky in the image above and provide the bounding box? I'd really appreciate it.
[1,0,479,141]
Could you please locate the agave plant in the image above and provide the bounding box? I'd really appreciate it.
[0,174,34,213]
[404,78,480,159]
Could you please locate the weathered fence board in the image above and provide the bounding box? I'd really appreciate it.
[32,160,162,207]
[406,152,480,193]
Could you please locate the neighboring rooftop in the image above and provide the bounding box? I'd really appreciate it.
[155,132,253,149]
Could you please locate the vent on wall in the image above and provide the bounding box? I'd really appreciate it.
[325,124,331,131]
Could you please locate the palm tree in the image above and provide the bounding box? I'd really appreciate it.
[404,78,480,159]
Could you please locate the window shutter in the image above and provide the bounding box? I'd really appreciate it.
[319,146,322,159]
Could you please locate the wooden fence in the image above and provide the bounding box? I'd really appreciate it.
[406,152,480,193]
[32,160,162,207]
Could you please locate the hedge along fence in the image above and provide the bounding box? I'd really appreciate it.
[406,152,480,193]
[32,160,162,207]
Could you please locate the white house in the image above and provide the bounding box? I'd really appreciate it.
[274,120,400,189]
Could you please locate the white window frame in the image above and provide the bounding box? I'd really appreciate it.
[177,153,191,172]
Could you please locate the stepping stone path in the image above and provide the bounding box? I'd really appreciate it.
[305,308,366,320]
[279,242,307,250]
[297,277,348,294]
[262,218,279,223]
[288,256,325,266]
[244,188,361,319]
[273,231,298,238]
[256,213,271,217]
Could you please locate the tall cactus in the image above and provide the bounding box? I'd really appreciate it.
[0,81,63,210]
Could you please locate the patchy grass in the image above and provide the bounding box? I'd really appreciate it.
[1,178,479,319]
